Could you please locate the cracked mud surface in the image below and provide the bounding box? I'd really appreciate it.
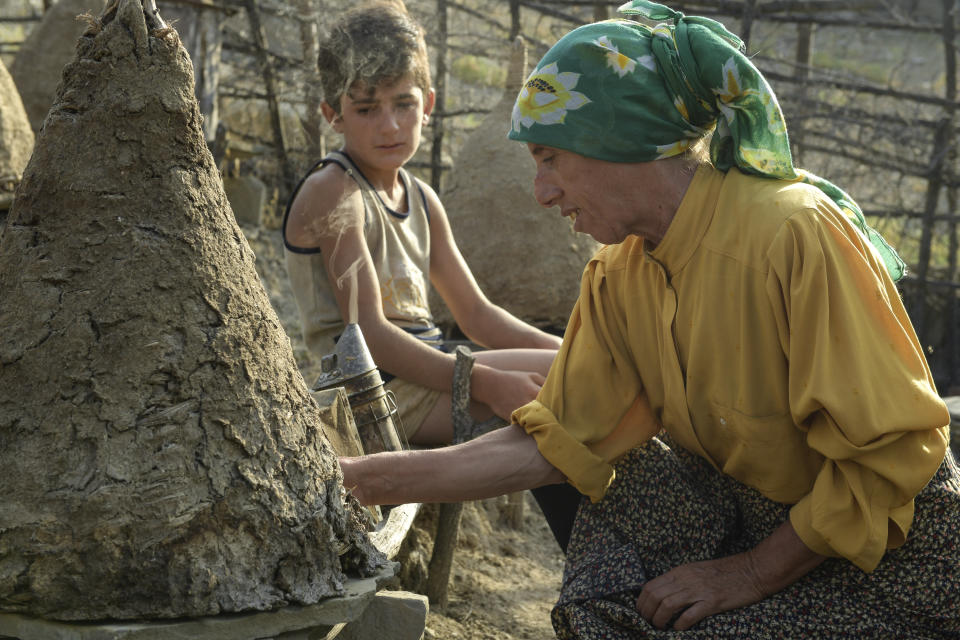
[0,0,380,621]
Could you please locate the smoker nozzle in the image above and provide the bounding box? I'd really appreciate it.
[313,323,377,390]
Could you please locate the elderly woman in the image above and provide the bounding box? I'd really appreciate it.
[340,1,960,636]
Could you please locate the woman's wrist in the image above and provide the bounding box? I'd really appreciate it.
[746,520,826,596]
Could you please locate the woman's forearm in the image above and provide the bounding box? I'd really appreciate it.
[746,519,827,597]
[339,424,566,505]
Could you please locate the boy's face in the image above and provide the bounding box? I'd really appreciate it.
[323,76,435,176]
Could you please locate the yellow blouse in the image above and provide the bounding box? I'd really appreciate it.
[513,165,950,572]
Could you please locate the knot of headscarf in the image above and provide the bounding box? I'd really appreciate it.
[507,0,905,280]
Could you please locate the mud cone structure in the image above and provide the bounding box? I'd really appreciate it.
[0,0,381,622]
[0,58,33,211]
[9,0,108,133]
[440,38,598,329]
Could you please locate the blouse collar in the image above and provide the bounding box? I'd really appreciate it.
[646,164,726,277]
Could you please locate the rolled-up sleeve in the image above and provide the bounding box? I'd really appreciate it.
[512,251,661,501]
[769,206,950,572]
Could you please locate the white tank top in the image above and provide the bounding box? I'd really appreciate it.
[283,151,439,364]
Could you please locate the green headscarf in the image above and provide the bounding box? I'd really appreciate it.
[508,0,905,281]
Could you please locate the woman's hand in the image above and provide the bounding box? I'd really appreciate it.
[637,520,826,630]
[471,365,546,421]
[636,552,765,630]
[339,456,377,506]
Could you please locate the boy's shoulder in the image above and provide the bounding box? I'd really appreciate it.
[285,162,367,252]
[309,158,363,194]
[296,160,365,217]
[404,172,443,214]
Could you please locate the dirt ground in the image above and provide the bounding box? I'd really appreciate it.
[415,498,565,639]
[243,223,566,639]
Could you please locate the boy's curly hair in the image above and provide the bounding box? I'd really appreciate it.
[318,2,432,112]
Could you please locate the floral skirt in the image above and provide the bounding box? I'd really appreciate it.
[553,435,960,639]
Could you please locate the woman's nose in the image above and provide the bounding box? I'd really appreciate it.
[533,175,561,208]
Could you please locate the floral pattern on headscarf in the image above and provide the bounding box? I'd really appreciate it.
[595,35,650,77]
[507,0,905,281]
[511,62,591,130]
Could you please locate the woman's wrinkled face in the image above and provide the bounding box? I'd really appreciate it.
[528,144,658,245]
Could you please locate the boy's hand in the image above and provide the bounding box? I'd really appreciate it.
[471,365,546,421]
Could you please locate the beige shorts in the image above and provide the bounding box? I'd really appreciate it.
[384,376,442,442]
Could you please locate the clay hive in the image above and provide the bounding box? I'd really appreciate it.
[10,0,108,133]
[0,57,33,211]
[440,38,598,329]
[0,0,381,622]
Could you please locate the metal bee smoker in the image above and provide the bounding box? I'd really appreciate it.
[312,323,405,455]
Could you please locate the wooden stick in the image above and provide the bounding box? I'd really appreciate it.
[141,0,166,29]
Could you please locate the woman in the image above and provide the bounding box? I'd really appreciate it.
[340,1,960,636]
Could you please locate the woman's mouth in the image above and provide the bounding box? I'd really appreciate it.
[563,208,583,233]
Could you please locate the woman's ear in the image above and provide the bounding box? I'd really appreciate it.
[321,102,343,132]
[422,88,436,125]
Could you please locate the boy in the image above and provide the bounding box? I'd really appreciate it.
[283,1,561,449]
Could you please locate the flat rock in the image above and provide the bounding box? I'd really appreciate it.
[337,590,428,640]
[0,568,400,640]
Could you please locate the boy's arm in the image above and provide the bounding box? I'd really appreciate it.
[287,169,545,419]
[421,183,562,351]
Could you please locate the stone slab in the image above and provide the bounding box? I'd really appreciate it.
[0,567,397,640]
[336,591,428,640]
[223,175,267,228]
